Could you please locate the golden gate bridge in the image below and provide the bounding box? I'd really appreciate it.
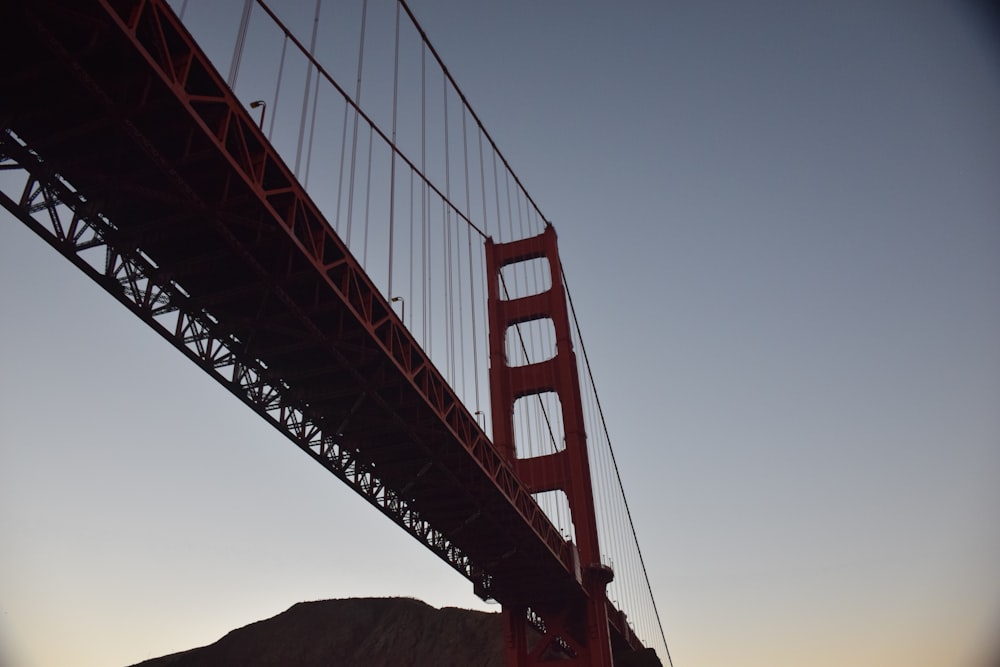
[0,1,673,664]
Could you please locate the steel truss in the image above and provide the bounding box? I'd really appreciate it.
[0,128,479,584]
[2,0,579,603]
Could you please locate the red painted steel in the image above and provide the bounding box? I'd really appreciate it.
[0,0,648,660]
[487,226,615,665]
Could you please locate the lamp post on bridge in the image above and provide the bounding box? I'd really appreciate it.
[390,296,405,325]
[249,99,266,130]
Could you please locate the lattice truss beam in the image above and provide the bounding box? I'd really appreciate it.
[0,130,477,583]
[0,0,581,606]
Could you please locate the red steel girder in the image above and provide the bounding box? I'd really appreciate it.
[0,0,581,608]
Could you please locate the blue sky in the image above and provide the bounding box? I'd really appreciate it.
[2,2,999,666]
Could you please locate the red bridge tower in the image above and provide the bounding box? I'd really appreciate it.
[487,225,615,666]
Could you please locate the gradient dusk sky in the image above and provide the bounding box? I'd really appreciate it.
[2,2,998,666]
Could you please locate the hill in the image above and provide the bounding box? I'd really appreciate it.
[129,598,501,667]
[129,597,661,666]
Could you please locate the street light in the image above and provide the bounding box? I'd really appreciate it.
[390,296,405,324]
[249,100,266,130]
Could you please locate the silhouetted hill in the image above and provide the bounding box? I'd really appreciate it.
[129,598,503,667]
[128,597,662,667]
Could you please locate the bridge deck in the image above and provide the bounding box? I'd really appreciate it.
[0,0,641,654]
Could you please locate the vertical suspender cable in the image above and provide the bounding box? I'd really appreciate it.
[462,110,479,414]
[503,171,514,255]
[334,97,349,233]
[444,200,454,382]
[477,131,488,236]
[515,186,525,240]
[362,126,374,265]
[420,43,428,346]
[455,225,468,402]
[455,111,468,402]
[387,1,401,299]
[294,0,322,176]
[441,77,453,381]
[304,74,321,188]
[345,0,369,246]
[268,34,288,141]
[409,169,415,329]
[228,0,253,88]
[461,110,471,228]
[491,152,501,242]
[442,77,453,381]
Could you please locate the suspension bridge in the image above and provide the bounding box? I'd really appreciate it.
[0,1,673,664]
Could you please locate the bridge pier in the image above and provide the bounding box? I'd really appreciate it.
[487,225,615,666]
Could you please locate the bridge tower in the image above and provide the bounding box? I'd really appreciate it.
[486,224,615,666]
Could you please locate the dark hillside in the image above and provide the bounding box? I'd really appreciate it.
[129,597,661,667]
[130,598,504,667]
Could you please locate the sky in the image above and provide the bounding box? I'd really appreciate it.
[2,1,999,666]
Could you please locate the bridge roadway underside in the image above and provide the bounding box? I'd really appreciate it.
[0,0,600,619]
